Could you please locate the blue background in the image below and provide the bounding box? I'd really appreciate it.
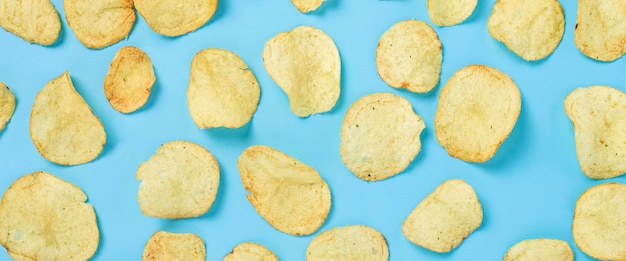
[1,0,625,260]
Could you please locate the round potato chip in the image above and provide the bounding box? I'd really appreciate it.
[134,0,218,37]
[104,46,156,114]
[263,26,341,117]
[503,238,573,261]
[30,71,107,166]
[223,242,278,261]
[376,20,442,93]
[435,64,521,163]
[573,183,626,261]
[0,82,16,132]
[64,0,135,49]
[143,231,206,261]
[137,140,220,219]
[0,171,99,260]
[187,48,260,128]
[306,225,389,261]
[427,0,477,27]
[238,145,331,236]
[565,86,626,179]
[290,0,324,13]
[0,0,60,45]
[575,0,626,62]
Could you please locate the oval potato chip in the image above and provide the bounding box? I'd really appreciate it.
[263,26,341,117]
[575,0,626,62]
[503,238,573,261]
[0,82,16,131]
[223,242,278,261]
[0,0,60,45]
[427,0,477,27]
[143,231,206,261]
[306,225,389,261]
[134,0,218,37]
[104,46,156,114]
[64,0,135,49]
[290,0,324,13]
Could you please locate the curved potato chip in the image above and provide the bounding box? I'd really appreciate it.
[143,231,206,261]
[565,86,626,179]
[0,0,60,45]
[137,140,220,219]
[64,0,135,49]
[30,71,106,166]
[503,239,573,261]
[263,26,341,117]
[223,242,278,261]
[435,64,521,163]
[572,183,626,261]
[187,48,260,128]
[0,171,99,260]
[104,46,156,113]
[376,20,442,93]
[306,225,389,261]
[575,0,626,61]
[0,82,16,131]
[238,145,331,236]
[290,0,324,13]
[427,0,477,27]
[134,0,218,37]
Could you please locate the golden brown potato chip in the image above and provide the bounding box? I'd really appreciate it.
[0,171,99,260]
[435,64,521,163]
[187,48,260,128]
[137,140,220,219]
[238,145,331,236]
[503,239,573,261]
[306,225,389,261]
[0,0,60,45]
[565,86,626,179]
[572,183,626,261]
[30,71,106,166]
[223,242,278,261]
[427,0,477,26]
[575,0,626,61]
[263,26,340,117]
[376,20,442,93]
[402,179,482,253]
[64,0,135,49]
[134,0,218,37]
[143,231,206,261]
[104,46,156,113]
[290,0,324,13]
[0,82,16,132]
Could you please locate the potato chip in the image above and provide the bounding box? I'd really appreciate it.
[575,0,626,62]
[223,242,278,261]
[290,0,324,13]
[572,183,626,260]
[402,179,482,253]
[503,239,573,261]
[376,20,442,93]
[427,0,477,27]
[0,82,16,132]
[0,171,99,260]
[64,0,135,49]
[30,71,106,166]
[104,46,155,113]
[565,86,626,179]
[142,231,206,261]
[187,48,260,128]
[0,0,60,45]
[263,26,340,117]
[137,140,220,219]
[134,0,218,37]
[435,64,520,163]
[306,225,389,261]
[238,145,331,236]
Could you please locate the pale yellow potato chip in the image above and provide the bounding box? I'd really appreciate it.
[64,0,135,49]
[306,225,389,261]
[263,26,341,117]
[142,231,206,261]
[402,179,482,253]
[565,86,626,179]
[290,0,324,13]
[340,93,425,181]
[0,0,60,45]
[376,20,442,93]
[0,171,99,260]
[187,48,260,128]
[0,82,16,132]
[104,46,156,114]
[134,0,218,37]
[137,140,220,219]
[427,0,477,26]
[238,145,331,236]
[575,0,626,61]
[223,242,278,261]
[503,239,573,261]
[435,64,521,163]
[30,71,106,166]
[572,183,626,261]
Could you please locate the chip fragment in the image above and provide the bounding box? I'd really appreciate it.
[575,0,626,61]
[503,239,573,261]
[142,231,206,261]
[223,242,278,261]
[0,82,16,131]
[64,0,135,49]
[427,0,477,26]
[306,225,389,261]
[290,0,324,13]
[104,46,155,114]
[134,0,218,37]
[0,0,60,45]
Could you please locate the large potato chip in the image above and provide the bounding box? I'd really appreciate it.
[137,140,220,219]
[290,0,324,13]
[134,0,218,37]
[575,0,626,62]
[427,0,477,27]
[238,145,331,236]
[503,239,573,261]
[402,179,483,253]
[187,48,260,128]
[572,183,626,260]
[64,0,135,49]
[0,82,16,131]
[263,26,341,117]
[30,71,106,166]
[340,93,425,181]
[565,86,626,179]
[104,46,156,114]
[0,171,99,260]
[306,225,389,261]
[435,64,521,163]
[0,0,60,45]
[223,242,278,261]
[142,231,206,261]
[376,20,442,93]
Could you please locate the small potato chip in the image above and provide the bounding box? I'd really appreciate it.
[104,46,156,114]
[187,48,260,128]
[572,183,626,261]
[134,0,218,37]
[290,0,324,13]
[306,225,389,261]
[137,140,220,219]
[223,242,278,261]
[575,0,626,62]
[64,0,135,49]
[503,239,573,261]
[402,179,483,253]
[435,64,521,163]
[0,171,99,260]
[565,86,626,179]
[238,145,331,236]
[0,0,60,45]
[30,71,106,166]
[263,26,341,117]
[142,231,206,261]
[427,0,477,27]
[376,20,442,93]
[0,82,16,131]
